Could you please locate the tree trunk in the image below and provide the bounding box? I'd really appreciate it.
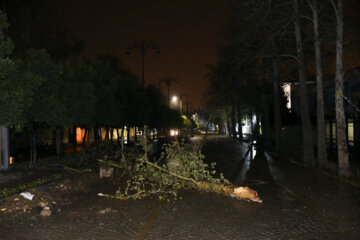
[94,126,99,143]
[311,0,328,168]
[231,103,237,139]
[127,127,130,143]
[87,128,91,143]
[0,126,9,170]
[294,0,315,166]
[261,95,272,149]
[355,106,360,150]
[121,127,125,142]
[71,126,77,149]
[329,118,334,149]
[110,127,114,142]
[98,127,102,142]
[250,112,254,134]
[117,128,121,145]
[55,126,63,157]
[333,0,350,176]
[268,5,282,155]
[29,126,37,168]
[236,101,244,141]
[121,128,125,160]
[104,127,109,141]
[271,54,282,155]
[82,128,88,150]
[226,117,231,138]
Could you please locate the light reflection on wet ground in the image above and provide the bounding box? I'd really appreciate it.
[264,152,285,184]
[202,135,360,240]
[235,142,255,184]
[0,134,358,240]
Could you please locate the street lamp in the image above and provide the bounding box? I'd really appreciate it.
[126,40,160,87]
[171,95,183,115]
[159,77,179,107]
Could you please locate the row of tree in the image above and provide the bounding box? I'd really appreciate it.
[0,13,182,168]
[205,0,356,176]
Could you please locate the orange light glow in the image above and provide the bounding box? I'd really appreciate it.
[76,128,86,144]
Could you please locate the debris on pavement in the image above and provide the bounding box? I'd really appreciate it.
[40,206,51,217]
[99,166,114,178]
[231,186,263,203]
[97,208,118,214]
[20,192,34,200]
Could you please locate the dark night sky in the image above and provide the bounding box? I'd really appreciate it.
[47,0,227,109]
[47,0,360,109]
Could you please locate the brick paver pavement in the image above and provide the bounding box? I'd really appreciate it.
[0,135,358,240]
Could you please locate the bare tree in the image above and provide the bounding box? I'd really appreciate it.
[293,0,315,166]
[307,0,328,168]
[330,0,350,176]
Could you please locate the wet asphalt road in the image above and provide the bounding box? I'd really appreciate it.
[0,135,359,240]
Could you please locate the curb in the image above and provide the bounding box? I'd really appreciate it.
[0,173,68,202]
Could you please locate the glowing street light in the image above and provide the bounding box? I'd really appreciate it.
[159,77,179,107]
[172,95,183,115]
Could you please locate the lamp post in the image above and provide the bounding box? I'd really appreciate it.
[126,40,160,87]
[184,101,191,115]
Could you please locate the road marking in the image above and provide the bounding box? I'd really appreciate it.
[134,201,164,240]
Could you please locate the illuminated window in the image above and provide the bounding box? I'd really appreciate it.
[76,128,85,144]
[282,83,291,110]
[332,122,336,143]
[348,119,354,146]
[325,121,330,143]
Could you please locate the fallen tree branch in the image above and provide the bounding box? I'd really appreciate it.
[62,165,84,173]
[98,158,262,203]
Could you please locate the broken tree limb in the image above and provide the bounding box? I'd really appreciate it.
[62,165,85,173]
[98,158,262,203]
[98,188,168,200]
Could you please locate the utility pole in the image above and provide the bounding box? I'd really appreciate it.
[126,40,160,87]
[184,101,190,115]
[178,94,186,115]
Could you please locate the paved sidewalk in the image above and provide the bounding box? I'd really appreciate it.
[264,152,360,239]
[0,135,358,240]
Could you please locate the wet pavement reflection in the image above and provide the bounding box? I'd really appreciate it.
[201,135,360,240]
[0,134,359,240]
